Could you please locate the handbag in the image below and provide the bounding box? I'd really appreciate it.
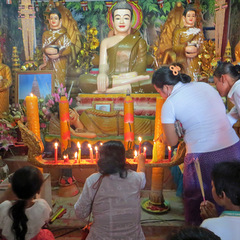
[81,175,104,240]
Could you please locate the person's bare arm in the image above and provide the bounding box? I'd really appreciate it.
[97,39,109,92]
[162,123,179,146]
[136,153,146,173]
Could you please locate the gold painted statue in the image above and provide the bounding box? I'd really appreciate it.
[0,49,12,116]
[39,8,72,87]
[233,40,240,65]
[77,0,155,94]
[155,2,184,66]
[157,4,204,81]
[48,108,155,139]
[172,6,204,81]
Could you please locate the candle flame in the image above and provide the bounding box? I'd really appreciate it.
[168,146,171,151]
[77,142,81,149]
[88,143,92,148]
[75,152,77,158]
[95,146,98,151]
[134,150,138,157]
[63,155,67,159]
[54,142,58,148]
[143,147,146,152]
[138,136,142,142]
[30,93,33,97]
[100,142,103,145]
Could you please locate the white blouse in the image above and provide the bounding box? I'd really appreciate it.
[0,198,51,240]
[74,170,146,240]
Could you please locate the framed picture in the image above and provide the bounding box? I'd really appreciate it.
[15,70,54,103]
[92,101,113,112]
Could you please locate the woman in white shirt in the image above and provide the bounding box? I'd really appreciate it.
[213,62,240,126]
[152,64,240,226]
[74,140,146,240]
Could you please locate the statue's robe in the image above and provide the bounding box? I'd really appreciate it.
[42,27,71,86]
[78,30,155,93]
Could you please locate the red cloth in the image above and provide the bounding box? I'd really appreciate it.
[31,229,55,240]
[1,229,55,240]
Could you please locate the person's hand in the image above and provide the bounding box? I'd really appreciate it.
[200,200,218,220]
[97,73,109,92]
[137,153,146,164]
[136,153,146,173]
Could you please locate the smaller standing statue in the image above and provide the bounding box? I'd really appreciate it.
[39,8,71,87]
[233,40,240,65]
[172,6,204,81]
[0,48,12,116]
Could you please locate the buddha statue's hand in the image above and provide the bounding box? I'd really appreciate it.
[97,73,109,92]
[106,84,132,94]
[185,45,198,58]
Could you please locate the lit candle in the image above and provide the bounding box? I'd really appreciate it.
[134,150,138,162]
[63,155,69,163]
[54,142,58,163]
[168,146,172,162]
[77,142,81,163]
[95,146,99,161]
[88,144,94,163]
[143,147,147,158]
[25,93,41,139]
[138,136,142,154]
[74,152,78,163]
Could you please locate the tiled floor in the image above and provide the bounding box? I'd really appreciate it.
[50,187,185,239]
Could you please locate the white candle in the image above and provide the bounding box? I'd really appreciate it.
[88,144,94,163]
[143,147,147,158]
[168,146,172,162]
[134,150,138,162]
[74,152,78,162]
[77,142,81,163]
[95,146,99,161]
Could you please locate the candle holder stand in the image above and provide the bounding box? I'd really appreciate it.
[58,169,79,197]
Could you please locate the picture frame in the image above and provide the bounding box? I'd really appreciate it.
[92,101,113,112]
[15,70,54,103]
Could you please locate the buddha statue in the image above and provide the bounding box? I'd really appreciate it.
[76,0,156,94]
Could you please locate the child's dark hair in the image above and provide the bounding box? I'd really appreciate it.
[213,61,240,81]
[97,140,128,178]
[168,226,221,240]
[152,64,191,89]
[211,161,240,206]
[49,8,62,19]
[9,166,44,240]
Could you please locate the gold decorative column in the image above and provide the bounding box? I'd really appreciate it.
[150,97,165,204]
